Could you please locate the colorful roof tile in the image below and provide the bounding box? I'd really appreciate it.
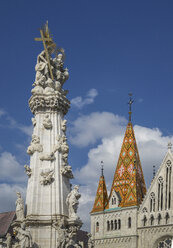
[91,175,109,213]
[109,121,146,208]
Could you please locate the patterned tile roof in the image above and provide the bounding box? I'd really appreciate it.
[91,175,109,213]
[0,211,15,237]
[109,121,146,207]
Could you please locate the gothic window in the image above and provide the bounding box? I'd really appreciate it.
[158,176,164,211]
[165,212,170,224]
[165,160,172,210]
[107,221,110,231]
[128,217,131,228]
[112,197,116,205]
[114,219,117,230]
[118,219,121,229]
[157,213,161,225]
[96,222,99,232]
[150,192,155,212]
[150,215,154,226]
[157,237,172,248]
[143,215,147,226]
[111,220,114,230]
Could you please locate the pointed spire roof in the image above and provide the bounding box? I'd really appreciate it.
[91,163,109,213]
[109,121,146,207]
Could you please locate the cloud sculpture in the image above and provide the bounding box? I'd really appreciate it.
[71,88,98,109]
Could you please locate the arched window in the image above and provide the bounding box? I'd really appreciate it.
[157,237,172,248]
[107,221,110,231]
[165,212,170,224]
[143,215,147,226]
[150,215,154,226]
[128,217,131,228]
[157,213,161,225]
[118,219,121,229]
[150,192,155,212]
[114,219,117,230]
[112,197,116,205]
[111,220,114,230]
[96,222,99,232]
[165,160,172,210]
[158,176,164,211]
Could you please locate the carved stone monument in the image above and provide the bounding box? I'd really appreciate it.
[12,22,82,247]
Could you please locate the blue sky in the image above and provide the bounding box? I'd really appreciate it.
[0,0,173,230]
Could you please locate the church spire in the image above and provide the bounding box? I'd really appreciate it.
[91,162,109,213]
[109,97,146,208]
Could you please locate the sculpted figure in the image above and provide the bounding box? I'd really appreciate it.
[43,114,52,129]
[61,165,74,179]
[27,135,43,155]
[14,224,33,248]
[61,119,67,133]
[35,50,49,80]
[5,233,12,248]
[24,165,32,177]
[40,168,54,185]
[40,152,55,161]
[66,185,81,220]
[16,192,24,221]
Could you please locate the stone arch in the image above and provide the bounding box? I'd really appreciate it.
[153,235,173,248]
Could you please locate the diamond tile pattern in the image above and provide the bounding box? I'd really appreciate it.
[109,122,146,207]
[91,175,109,213]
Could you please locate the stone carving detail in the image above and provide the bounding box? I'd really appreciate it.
[31,117,36,127]
[88,233,95,248]
[66,185,81,220]
[27,135,43,155]
[24,165,32,177]
[16,192,24,221]
[61,119,67,133]
[61,165,73,179]
[31,48,69,96]
[40,152,55,161]
[40,168,54,185]
[52,219,81,248]
[13,223,33,248]
[5,233,12,248]
[43,114,52,129]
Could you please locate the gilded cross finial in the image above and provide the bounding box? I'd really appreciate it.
[128,93,134,122]
[35,21,56,80]
[101,161,104,177]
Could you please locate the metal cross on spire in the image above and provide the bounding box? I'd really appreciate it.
[128,93,134,122]
[34,21,56,80]
[101,161,104,177]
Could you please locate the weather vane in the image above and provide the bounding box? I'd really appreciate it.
[34,21,56,80]
[128,93,134,122]
[101,161,104,176]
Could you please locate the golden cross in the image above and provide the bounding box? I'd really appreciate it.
[128,93,134,122]
[35,21,54,80]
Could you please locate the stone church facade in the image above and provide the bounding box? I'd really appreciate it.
[90,111,173,248]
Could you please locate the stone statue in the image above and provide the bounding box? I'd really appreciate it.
[24,165,32,177]
[61,165,73,179]
[40,168,54,185]
[27,135,43,155]
[40,152,55,161]
[16,192,24,221]
[5,233,12,248]
[35,50,49,80]
[43,114,52,129]
[66,185,81,220]
[14,223,33,248]
[61,119,67,133]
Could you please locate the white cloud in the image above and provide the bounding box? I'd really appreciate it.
[71,88,98,109]
[0,184,26,213]
[0,107,32,137]
[0,152,27,184]
[70,112,173,231]
[69,112,126,147]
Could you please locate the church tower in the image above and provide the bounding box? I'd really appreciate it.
[90,95,146,248]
